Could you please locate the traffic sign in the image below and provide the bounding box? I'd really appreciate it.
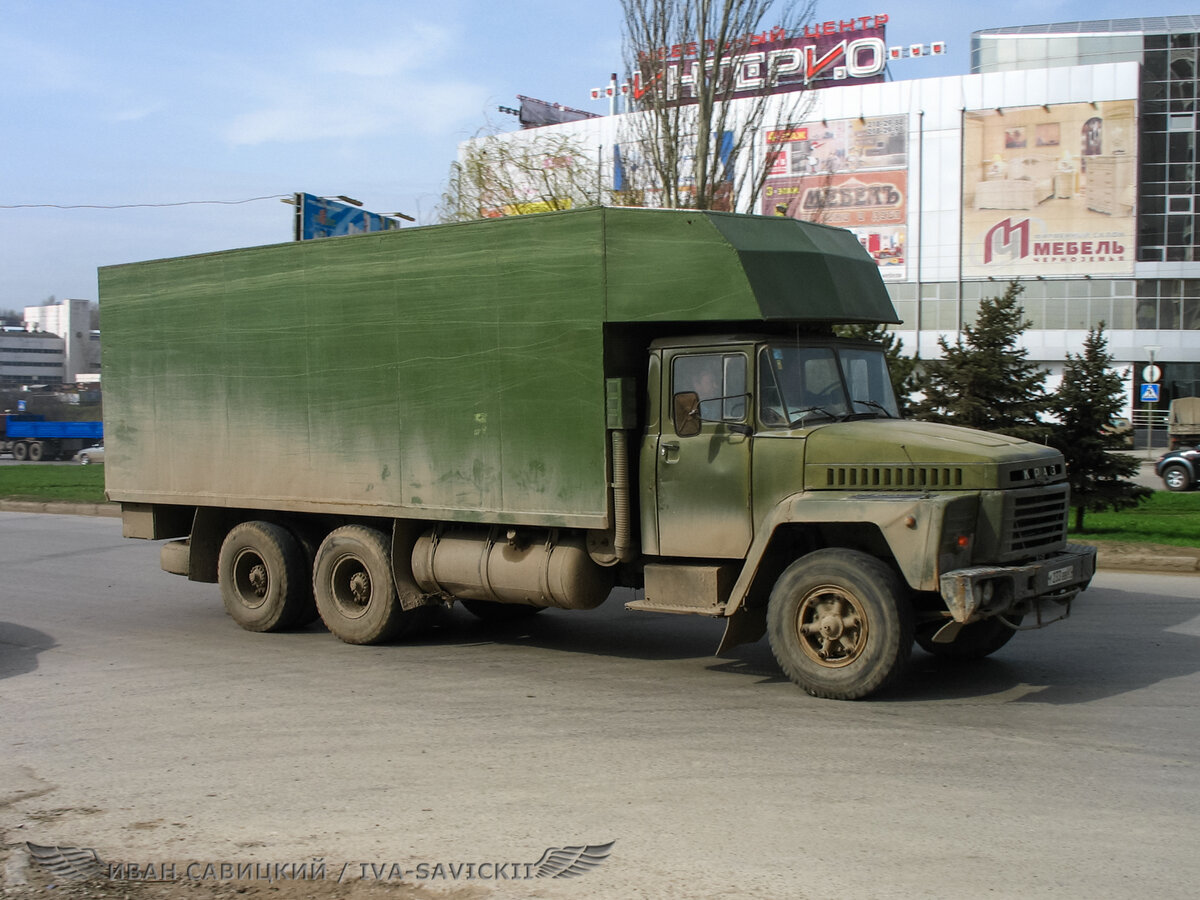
[1140,383,1161,402]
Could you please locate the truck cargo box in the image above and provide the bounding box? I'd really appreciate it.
[100,206,894,525]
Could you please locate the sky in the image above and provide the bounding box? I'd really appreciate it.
[2,0,1198,308]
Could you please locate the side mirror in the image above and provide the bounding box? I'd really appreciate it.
[672,391,701,437]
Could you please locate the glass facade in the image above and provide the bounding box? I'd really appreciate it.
[1139,31,1199,262]
[887,278,1200,331]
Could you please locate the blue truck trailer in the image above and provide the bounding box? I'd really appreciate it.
[1,415,103,461]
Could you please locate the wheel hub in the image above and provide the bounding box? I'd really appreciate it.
[349,571,371,605]
[248,564,269,597]
[797,588,867,668]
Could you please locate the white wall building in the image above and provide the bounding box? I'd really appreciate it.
[21,298,100,384]
[0,329,66,385]
[466,15,1200,421]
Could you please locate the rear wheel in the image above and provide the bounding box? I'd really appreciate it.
[313,525,428,644]
[1162,464,1193,492]
[218,521,310,632]
[767,549,913,700]
[12,442,28,461]
[27,442,43,462]
[915,616,1020,660]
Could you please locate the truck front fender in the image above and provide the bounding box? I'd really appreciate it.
[724,490,954,617]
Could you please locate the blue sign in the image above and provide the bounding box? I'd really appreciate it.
[294,193,402,241]
[1140,383,1161,402]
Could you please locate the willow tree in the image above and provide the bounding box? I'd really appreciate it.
[618,0,816,211]
[437,127,602,223]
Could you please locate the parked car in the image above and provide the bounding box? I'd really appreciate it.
[1155,447,1199,492]
[73,444,104,465]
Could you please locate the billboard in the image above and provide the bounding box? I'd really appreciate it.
[633,18,889,104]
[762,114,908,280]
[294,193,402,241]
[962,101,1137,277]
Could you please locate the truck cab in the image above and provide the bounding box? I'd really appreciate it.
[636,332,1095,698]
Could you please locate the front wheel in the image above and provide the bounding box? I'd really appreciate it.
[767,549,913,700]
[1162,464,1194,492]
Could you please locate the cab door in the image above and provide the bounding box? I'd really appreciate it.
[654,350,753,558]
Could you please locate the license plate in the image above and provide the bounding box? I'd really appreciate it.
[1048,564,1075,586]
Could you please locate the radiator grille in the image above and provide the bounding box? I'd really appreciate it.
[1002,485,1069,559]
[824,466,964,489]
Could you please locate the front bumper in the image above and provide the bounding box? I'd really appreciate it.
[939,543,1097,626]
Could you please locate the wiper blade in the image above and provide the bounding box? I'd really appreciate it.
[787,405,838,426]
[851,399,894,418]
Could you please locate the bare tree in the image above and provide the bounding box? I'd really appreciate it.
[437,126,603,223]
[617,0,816,211]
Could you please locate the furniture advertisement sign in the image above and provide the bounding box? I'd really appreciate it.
[762,113,908,280]
[962,101,1137,278]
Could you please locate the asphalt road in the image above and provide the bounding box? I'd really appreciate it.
[1,512,1198,899]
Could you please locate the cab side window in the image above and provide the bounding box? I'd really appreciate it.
[672,353,747,433]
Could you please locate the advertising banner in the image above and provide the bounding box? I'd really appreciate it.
[962,101,1137,277]
[762,114,908,280]
[294,193,401,241]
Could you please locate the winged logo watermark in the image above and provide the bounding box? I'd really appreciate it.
[532,841,615,878]
[25,842,105,881]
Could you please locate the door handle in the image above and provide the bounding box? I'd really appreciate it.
[660,441,680,463]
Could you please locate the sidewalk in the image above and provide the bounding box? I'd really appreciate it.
[2,500,1195,574]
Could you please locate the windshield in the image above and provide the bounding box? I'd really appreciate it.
[759,344,899,427]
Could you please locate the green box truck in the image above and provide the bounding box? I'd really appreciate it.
[101,207,1095,699]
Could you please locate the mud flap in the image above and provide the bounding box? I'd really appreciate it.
[716,605,767,655]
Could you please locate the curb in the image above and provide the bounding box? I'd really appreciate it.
[1084,545,1200,573]
[0,499,121,518]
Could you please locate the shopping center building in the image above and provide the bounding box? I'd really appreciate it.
[476,15,1200,423]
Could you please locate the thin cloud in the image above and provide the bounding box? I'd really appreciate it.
[221,30,490,146]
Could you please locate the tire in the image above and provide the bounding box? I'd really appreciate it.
[313,525,427,644]
[915,616,1021,660]
[27,442,43,462]
[12,442,28,461]
[767,549,914,700]
[217,521,310,632]
[1162,464,1194,492]
[460,598,546,621]
[78,453,91,465]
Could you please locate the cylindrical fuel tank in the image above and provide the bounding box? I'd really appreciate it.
[411,528,614,610]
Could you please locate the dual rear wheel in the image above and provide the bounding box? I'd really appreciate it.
[218,522,427,641]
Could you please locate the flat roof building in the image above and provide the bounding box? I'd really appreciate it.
[467,15,1200,418]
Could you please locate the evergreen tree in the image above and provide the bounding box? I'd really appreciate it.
[912,282,1049,442]
[1051,323,1152,530]
[834,322,918,415]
